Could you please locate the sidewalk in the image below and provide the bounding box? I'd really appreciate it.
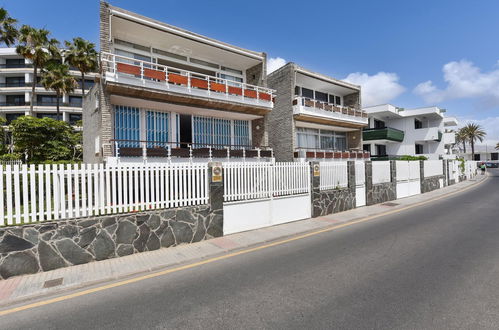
[0,175,487,308]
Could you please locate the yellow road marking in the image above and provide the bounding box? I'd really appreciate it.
[0,177,488,317]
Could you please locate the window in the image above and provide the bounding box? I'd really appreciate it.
[69,96,82,107]
[296,128,347,150]
[415,119,423,129]
[69,114,82,125]
[152,48,187,62]
[218,74,243,83]
[114,38,150,53]
[5,76,25,87]
[374,119,385,129]
[5,95,25,106]
[146,111,169,147]
[301,87,314,99]
[335,96,341,105]
[294,86,301,96]
[328,94,336,104]
[363,144,371,152]
[5,59,24,68]
[192,116,244,148]
[5,113,23,124]
[114,106,140,147]
[233,120,250,147]
[114,49,151,64]
[375,144,387,156]
[315,91,328,102]
[190,57,220,69]
[221,67,243,75]
[415,144,424,154]
[37,95,62,106]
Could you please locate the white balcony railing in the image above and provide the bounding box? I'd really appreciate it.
[101,52,275,109]
[292,96,368,125]
[413,127,440,142]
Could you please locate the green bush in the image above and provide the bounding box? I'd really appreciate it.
[0,153,22,161]
[398,155,428,161]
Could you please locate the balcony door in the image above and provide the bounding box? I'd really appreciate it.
[179,114,192,148]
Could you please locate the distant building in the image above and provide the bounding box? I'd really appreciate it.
[456,144,499,161]
[362,104,458,160]
[267,63,369,162]
[0,48,95,125]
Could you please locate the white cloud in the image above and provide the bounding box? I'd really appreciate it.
[414,60,499,106]
[267,57,286,74]
[343,72,405,107]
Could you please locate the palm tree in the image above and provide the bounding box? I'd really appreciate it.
[495,142,499,150]
[16,25,59,115]
[64,37,98,97]
[0,8,18,46]
[455,128,467,153]
[40,62,77,121]
[462,123,486,159]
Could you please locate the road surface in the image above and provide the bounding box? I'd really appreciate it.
[1,176,498,329]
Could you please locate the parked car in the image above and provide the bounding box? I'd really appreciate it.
[484,161,499,176]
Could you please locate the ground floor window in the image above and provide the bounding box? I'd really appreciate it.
[415,144,424,154]
[192,116,250,148]
[296,127,347,150]
[114,106,141,147]
[375,144,387,156]
[363,144,371,152]
[146,111,169,147]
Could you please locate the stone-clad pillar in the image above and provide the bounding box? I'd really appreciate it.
[310,162,321,218]
[347,161,356,191]
[443,160,448,187]
[390,160,397,184]
[419,160,425,192]
[208,162,224,237]
[365,161,373,205]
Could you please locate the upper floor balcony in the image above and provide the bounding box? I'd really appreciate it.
[363,127,405,142]
[101,52,275,115]
[292,96,368,126]
[413,127,442,142]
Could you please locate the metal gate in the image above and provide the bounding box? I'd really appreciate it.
[396,161,421,199]
[355,161,366,207]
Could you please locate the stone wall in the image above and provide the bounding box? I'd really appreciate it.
[365,161,397,206]
[311,161,356,217]
[0,205,222,279]
[421,176,443,193]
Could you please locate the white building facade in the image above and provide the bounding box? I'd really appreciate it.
[0,48,95,125]
[362,104,458,160]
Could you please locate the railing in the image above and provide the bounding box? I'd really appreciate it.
[111,139,274,160]
[320,162,348,190]
[0,63,33,69]
[293,96,367,119]
[223,162,309,202]
[0,163,209,226]
[0,82,43,88]
[362,127,405,142]
[294,147,370,159]
[101,52,275,105]
[0,102,26,107]
[372,161,391,184]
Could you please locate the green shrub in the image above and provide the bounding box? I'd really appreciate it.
[398,155,428,161]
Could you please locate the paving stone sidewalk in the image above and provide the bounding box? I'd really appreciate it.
[0,175,486,308]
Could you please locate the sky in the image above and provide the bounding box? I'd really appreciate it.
[4,0,499,145]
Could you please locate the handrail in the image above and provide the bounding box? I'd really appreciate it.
[363,126,404,134]
[293,96,367,119]
[110,139,272,150]
[101,52,276,99]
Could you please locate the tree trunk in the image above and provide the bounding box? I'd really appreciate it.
[81,72,85,98]
[463,141,466,154]
[56,93,61,121]
[471,139,475,160]
[30,62,37,116]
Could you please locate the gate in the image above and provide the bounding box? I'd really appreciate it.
[396,161,421,198]
[355,161,366,207]
[223,162,311,235]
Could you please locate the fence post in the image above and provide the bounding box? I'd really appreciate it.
[347,160,356,191]
[310,161,321,218]
[443,160,448,187]
[419,160,425,192]
[207,162,224,237]
[390,160,397,202]
[365,161,373,205]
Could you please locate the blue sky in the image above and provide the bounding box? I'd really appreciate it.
[4,0,499,143]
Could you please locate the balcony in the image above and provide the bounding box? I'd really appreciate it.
[101,52,275,114]
[413,127,441,142]
[443,132,456,145]
[363,127,405,142]
[110,139,273,161]
[293,147,370,160]
[292,97,368,126]
[0,63,32,69]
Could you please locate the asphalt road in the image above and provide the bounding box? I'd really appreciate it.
[1,176,499,329]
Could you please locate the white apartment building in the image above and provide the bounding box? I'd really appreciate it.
[362,104,458,160]
[0,48,97,125]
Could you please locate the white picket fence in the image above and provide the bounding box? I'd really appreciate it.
[320,162,348,190]
[0,163,208,226]
[424,160,443,177]
[372,161,391,184]
[223,162,310,202]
